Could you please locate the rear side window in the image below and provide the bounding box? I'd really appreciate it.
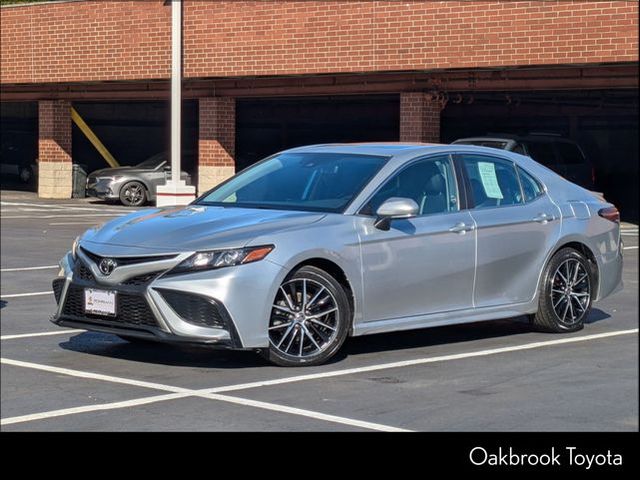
[517,166,544,202]
[460,155,523,209]
[525,142,557,167]
[555,142,585,165]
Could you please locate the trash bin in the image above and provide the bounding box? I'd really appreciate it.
[72,164,88,198]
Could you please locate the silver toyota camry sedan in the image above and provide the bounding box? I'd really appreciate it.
[52,143,623,366]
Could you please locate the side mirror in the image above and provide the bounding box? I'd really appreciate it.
[374,197,419,231]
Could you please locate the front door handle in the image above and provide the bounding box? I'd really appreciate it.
[532,213,554,223]
[449,222,475,234]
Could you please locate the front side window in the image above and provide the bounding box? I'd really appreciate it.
[137,152,168,169]
[461,155,523,209]
[517,166,544,202]
[197,152,388,213]
[362,155,459,216]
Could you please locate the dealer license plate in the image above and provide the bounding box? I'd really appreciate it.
[84,288,117,316]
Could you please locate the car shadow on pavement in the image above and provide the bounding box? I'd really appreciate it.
[58,332,265,369]
[57,309,612,369]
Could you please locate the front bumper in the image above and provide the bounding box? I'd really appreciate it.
[86,177,123,200]
[52,248,286,349]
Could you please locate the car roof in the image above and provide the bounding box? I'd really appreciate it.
[284,142,444,156]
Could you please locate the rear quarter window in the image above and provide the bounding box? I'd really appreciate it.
[517,166,544,202]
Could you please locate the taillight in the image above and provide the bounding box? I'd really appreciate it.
[598,206,620,223]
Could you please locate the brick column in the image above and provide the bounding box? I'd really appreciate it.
[399,92,441,143]
[198,97,236,194]
[38,100,73,198]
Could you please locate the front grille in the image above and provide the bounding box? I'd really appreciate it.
[80,247,177,266]
[158,288,227,329]
[52,278,65,304]
[62,284,159,328]
[122,272,162,286]
[76,262,94,281]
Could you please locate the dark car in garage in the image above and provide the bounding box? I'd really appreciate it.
[1,130,38,184]
[452,133,597,191]
[86,151,193,206]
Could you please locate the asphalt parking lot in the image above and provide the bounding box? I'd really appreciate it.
[1,191,637,431]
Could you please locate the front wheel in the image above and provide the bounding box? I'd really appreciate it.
[261,265,350,367]
[532,247,594,332]
[119,181,147,207]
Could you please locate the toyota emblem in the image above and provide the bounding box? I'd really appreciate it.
[99,258,118,276]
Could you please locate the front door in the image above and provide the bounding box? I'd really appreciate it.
[357,155,476,322]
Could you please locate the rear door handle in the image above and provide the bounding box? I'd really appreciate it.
[449,222,475,234]
[532,213,554,223]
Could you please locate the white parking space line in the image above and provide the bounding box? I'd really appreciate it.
[49,222,104,225]
[1,291,53,299]
[1,214,125,219]
[0,357,406,431]
[1,265,58,272]
[0,328,636,429]
[624,246,639,250]
[204,328,639,394]
[0,201,132,213]
[0,330,85,341]
[0,393,190,426]
[199,392,410,432]
[0,358,193,393]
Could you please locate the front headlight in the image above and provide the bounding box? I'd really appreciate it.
[169,245,274,275]
[96,176,123,183]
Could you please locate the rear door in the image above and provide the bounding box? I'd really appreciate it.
[455,153,561,307]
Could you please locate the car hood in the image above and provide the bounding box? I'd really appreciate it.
[89,166,151,177]
[81,205,326,254]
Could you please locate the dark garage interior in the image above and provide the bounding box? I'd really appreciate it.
[235,95,400,171]
[441,88,639,222]
[1,90,637,221]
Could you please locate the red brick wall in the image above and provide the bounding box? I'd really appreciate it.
[1,1,637,85]
[199,97,236,167]
[400,93,441,143]
[38,100,71,163]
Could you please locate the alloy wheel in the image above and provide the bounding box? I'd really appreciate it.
[550,258,591,325]
[269,278,340,358]
[122,183,144,206]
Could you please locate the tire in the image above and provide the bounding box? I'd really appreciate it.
[532,247,594,333]
[18,166,33,183]
[261,265,350,367]
[119,181,147,207]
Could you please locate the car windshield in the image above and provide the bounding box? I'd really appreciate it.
[136,152,167,169]
[454,140,510,150]
[197,152,389,213]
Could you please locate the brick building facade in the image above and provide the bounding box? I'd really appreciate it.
[1,0,638,198]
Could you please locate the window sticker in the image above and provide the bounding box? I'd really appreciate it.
[477,162,504,199]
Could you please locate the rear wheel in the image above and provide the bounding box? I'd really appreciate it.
[532,247,593,332]
[261,265,350,367]
[119,181,147,207]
